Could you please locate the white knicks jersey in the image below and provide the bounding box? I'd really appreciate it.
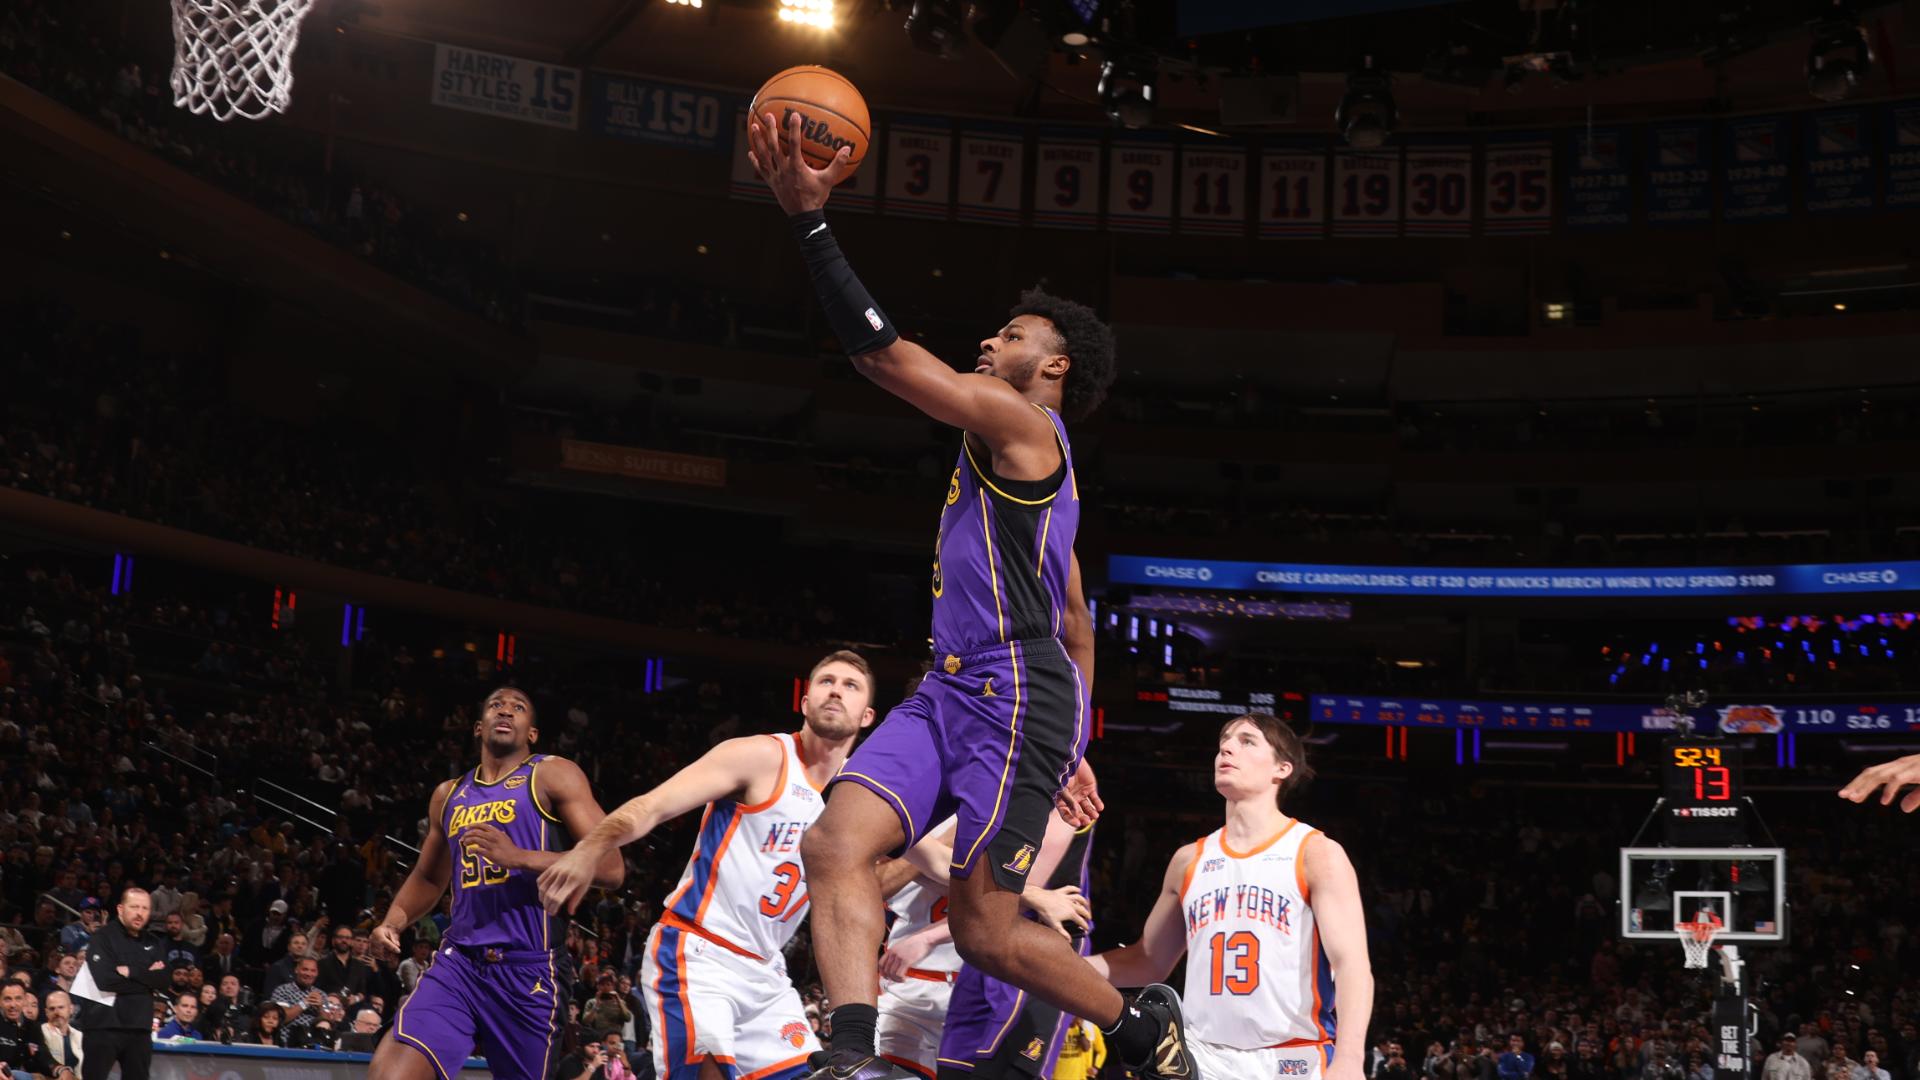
[663,732,825,960]
[1178,819,1335,1050]
[885,878,960,974]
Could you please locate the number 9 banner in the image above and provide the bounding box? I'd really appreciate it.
[1482,132,1553,235]
[1106,132,1176,234]
[1031,130,1103,231]
[883,115,954,220]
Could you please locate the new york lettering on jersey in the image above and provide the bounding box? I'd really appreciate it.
[443,754,568,951]
[1179,819,1336,1050]
[662,732,826,959]
[930,404,1079,654]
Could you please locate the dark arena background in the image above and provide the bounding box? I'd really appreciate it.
[3,0,1919,1079]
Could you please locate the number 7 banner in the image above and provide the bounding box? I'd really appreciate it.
[1031,130,1102,230]
[1106,132,1176,234]
[1332,148,1401,237]
[1257,146,1326,238]
[956,126,1026,226]
[882,115,954,220]
[1482,132,1553,235]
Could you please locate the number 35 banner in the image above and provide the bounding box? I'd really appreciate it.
[1332,148,1401,237]
[1032,131,1103,230]
[1482,132,1553,235]
[1107,133,1176,234]
[883,115,954,220]
[955,126,1026,226]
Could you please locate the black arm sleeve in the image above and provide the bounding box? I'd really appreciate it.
[789,209,899,357]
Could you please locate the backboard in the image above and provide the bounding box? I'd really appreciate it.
[1618,846,1786,943]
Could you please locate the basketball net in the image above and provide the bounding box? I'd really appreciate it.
[170,0,316,120]
[1675,910,1724,969]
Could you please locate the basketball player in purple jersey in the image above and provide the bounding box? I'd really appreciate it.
[745,113,1195,1080]
[367,687,624,1080]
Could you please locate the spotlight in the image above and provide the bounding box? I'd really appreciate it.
[1807,19,1872,102]
[1336,56,1395,149]
[1097,57,1157,129]
[778,0,834,30]
[905,0,962,56]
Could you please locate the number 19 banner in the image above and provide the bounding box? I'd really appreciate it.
[955,126,1026,226]
[1402,141,1472,236]
[1332,148,1401,237]
[1482,132,1553,235]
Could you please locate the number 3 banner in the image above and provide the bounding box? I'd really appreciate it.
[1032,130,1102,230]
[1257,147,1325,239]
[1482,132,1553,235]
[955,126,1026,226]
[1402,140,1472,236]
[1106,133,1176,234]
[883,115,954,220]
[1178,146,1247,236]
[1332,148,1401,237]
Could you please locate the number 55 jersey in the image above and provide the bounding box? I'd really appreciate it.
[641,732,825,1080]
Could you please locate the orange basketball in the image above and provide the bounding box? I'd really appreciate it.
[750,65,871,173]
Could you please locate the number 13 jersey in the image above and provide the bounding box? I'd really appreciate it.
[663,732,826,959]
[1178,819,1335,1050]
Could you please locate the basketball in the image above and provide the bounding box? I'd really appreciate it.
[750,65,871,172]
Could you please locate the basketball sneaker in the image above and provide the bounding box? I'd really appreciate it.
[1132,983,1200,1079]
[803,1050,917,1080]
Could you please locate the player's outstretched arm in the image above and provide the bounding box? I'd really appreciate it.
[1087,843,1194,987]
[1056,553,1104,829]
[536,735,783,914]
[372,780,456,959]
[1838,753,1920,812]
[1304,834,1373,1080]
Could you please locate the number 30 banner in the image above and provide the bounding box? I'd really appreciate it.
[1032,131,1103,230]
[1106,133,1176,234]
[1403,141,1473,235]
[955,126,1026,226]
[883,115,954,220]
[1482,132,1553,235]
[1332,148,1401,237]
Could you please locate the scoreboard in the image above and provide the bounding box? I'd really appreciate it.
[1660,737,1748,842]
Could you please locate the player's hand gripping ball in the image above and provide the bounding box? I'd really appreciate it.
[749,65,870,171]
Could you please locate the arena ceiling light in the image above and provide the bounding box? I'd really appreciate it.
[905,0,963,56]
[1806,18,1872,102]
[1335,56,1395,149]
[664,0,701,7]
[1097,56,1157,129]
[778,0,834,30]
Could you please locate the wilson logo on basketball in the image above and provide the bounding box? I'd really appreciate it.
[780,108,856,155]
[781,1021,809,1048]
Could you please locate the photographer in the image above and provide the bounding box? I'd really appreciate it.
[581,975,630,1042]
[1382,1042,1413,1080]
[558,1034,612,1080]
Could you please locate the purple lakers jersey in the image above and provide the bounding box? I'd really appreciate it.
[931,405,1079,654]
[443,754,568,952]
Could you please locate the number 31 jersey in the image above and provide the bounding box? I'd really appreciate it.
[663,732,825,959]
[1178,819,1335,1050]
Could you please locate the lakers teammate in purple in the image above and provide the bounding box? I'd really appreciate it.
[745,112,1196,1080]
[367,687,624,1080]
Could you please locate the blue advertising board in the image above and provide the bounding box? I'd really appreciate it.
[1310,695,1920,734]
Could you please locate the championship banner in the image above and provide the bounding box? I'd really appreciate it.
[1482,133,1552,235]
[955,126,1026,225]
[1564,126,1633,231]
[882,116,954,220]
[1257,147,1326,238]
[728,108,874,211]
[1889,101,1920,209]
[1331,148,1401,237]
[1802,109,1875,214]
[1031,130,1103,230]
[1106,134,1177,233]
[1645,120,1714,226]
[1177,145,1248,235]
[590,74,729,152]
[1402,141,1472,236]
[431,44,580,130]
[1722,115,1792,221]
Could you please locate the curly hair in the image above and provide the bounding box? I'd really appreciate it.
[1008,288,1116,422]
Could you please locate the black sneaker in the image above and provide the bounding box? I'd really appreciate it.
[802,1050,918,1080]
[1133,983,1201,1079]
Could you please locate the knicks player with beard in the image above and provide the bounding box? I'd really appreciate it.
[745,112,1191,1080]
[539,651,877,1080]
[368,687,625,1080]
[1088,715,1374,1080]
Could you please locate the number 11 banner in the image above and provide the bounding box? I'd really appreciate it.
[1257,147,1326,238]
[883,115,954,220]
[1106,133,1176,234]
[955,126,1026,226]
[1402,140,1472,235]
[1332,148,1401,237]
[1482,132,1553,234]
[1178,146,1247,235]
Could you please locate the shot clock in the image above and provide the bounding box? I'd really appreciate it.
[1662,738,1746,842]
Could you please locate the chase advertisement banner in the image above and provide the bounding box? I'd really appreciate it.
[1108,554,1920,598]
[1310,695,1920,734]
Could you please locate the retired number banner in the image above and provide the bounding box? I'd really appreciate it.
[1178,146,1247,235]
[1564,127,1633,231]
[883,116,954,220]
[1482,133,1552,235]
[1644,121,1714,226]
[1031,131,1102,230]
[730,108,874,211]
[1722,115,1792,221]
[431,44,579,130]
[1402,141,1471,236]
[1889,102,1920,209]
[1331,148,1400,237]
[1107,134,1176,234]
[956,126,1025,225]
[1257,148,1325,238]
[1802,109,1876,214]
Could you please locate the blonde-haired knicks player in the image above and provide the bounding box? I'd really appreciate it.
[1088,714,1373,1080]
[538,651,878,1080]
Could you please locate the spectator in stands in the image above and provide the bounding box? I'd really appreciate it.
[57,901,101,956]
[1861,1051,1890,1080]
[200,935,239,985]
[1501,1034,1537,1080]
[1768,1035,1814,1080]
[160,915,196,973]
[1381,1043,1413,1080]
[313,926,365,1001]
[39,992,80,1076]
[1829,1044,1866,1080]
[0,981,67,1080]
[242,1005,284,1047]
[338,1007,381,1053]
[582,973,630,1041]
[258,932,307,996]
[154,993,201,1040]
[242,900,294,972]
[396,939,431,996]
[267,957,323,1039]
[1425,1042,1451,1080]
[557,1034,610,1080]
